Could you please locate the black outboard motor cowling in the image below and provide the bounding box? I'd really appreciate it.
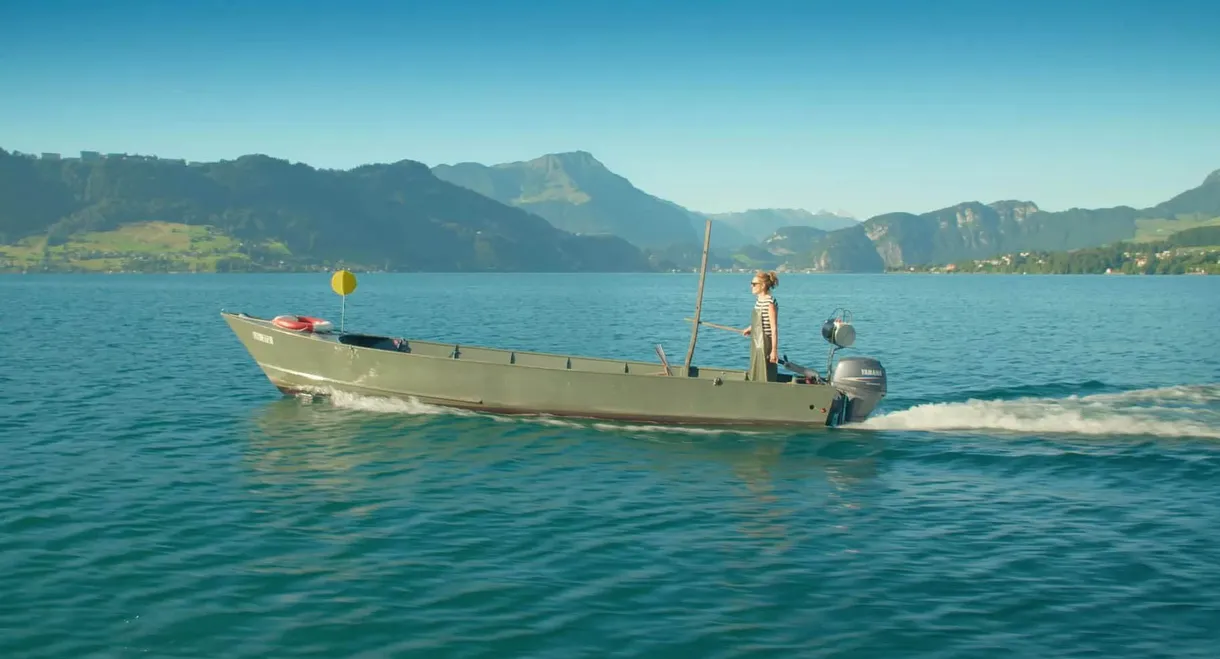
[831,356,887,423]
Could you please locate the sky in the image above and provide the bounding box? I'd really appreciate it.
[2,0,1218,219]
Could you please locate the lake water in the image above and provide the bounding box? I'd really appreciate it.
[2,272,1218,658]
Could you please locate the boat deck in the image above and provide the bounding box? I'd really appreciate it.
[228,312,818,385]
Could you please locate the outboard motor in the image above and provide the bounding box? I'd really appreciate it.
[820,309,888,423]
[831,356,888,422]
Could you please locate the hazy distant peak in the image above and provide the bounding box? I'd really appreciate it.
[715,207,859,222]
[703,207,860,241]
[515,150,607,172]
[1205,168,1220,185]
[546,150,601,164]
[430,149,697,248]
[814,208,858,220]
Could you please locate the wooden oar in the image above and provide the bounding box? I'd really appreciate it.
[682,218,713,375]
[683,317,736,331]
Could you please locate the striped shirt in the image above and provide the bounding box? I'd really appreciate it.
[754,295,777,337]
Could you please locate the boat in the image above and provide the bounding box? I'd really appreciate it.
[221,222,888,428]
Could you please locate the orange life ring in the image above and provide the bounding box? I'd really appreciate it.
[272,315,334,333]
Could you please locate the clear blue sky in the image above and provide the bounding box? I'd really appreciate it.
[2,0,1217,219]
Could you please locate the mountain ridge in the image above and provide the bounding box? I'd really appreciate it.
[3,145,1216,274]
[0,147,654,273]
[703,208,859,243]
[724,170,1219,272]
[432,151,859,254]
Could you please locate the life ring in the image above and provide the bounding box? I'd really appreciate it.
[272,315,334,333]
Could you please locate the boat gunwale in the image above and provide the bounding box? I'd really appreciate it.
[221,310,823,388]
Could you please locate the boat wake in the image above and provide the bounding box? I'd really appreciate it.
[315,390,761,437]
[855,383,1220,440]
[308,390,482,417]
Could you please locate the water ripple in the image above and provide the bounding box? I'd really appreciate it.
[1,274,1219,658]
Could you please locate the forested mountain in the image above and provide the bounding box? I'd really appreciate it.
[4,145,1215,275]
[733,170,1220,272]
[902,224,1220,275]
[433,150,1219,273]
[0,148,652,272]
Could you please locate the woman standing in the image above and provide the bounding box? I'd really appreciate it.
[742,270,779,382]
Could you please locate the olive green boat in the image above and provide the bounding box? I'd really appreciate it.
[222,308,885,428]
[221,222,888,428]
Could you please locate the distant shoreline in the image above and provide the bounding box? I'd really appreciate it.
[1,269,1212,276]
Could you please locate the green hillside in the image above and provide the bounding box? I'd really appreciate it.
[897,225,1220,275]
[0,148,653,273]
[1132,215,1220,243]
[0,222,269,273]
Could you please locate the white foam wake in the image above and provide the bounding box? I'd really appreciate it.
[314,390,759,436]
[323,390,480,417]
[855,384,1220,439]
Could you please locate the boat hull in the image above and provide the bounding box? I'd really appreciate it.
[221,311,852,428]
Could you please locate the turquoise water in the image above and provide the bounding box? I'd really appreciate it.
[2,272,1219,657]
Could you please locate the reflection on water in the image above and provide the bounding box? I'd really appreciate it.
[728,431,885,555]
[241,393,886,558]
[731,440,795,550]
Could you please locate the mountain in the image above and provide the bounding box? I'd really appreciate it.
[431,151,700,249]
[430,151,851,253]
[731,225,827,267]
[642,241,737,272]
[706,208,859,242]
[728,224,882,272]
[861,200,1143,269]
[8,144,1213,276]
[0,148,653,273]
[1148,168,1220,220]
[701,219,756,250]
[719,225,826,270]
[735,169,1220,273]
[760,225,828,255]
[646,197,755,252]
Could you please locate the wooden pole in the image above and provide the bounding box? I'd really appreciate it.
[684,318,739,333]
[683,218,713,375]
